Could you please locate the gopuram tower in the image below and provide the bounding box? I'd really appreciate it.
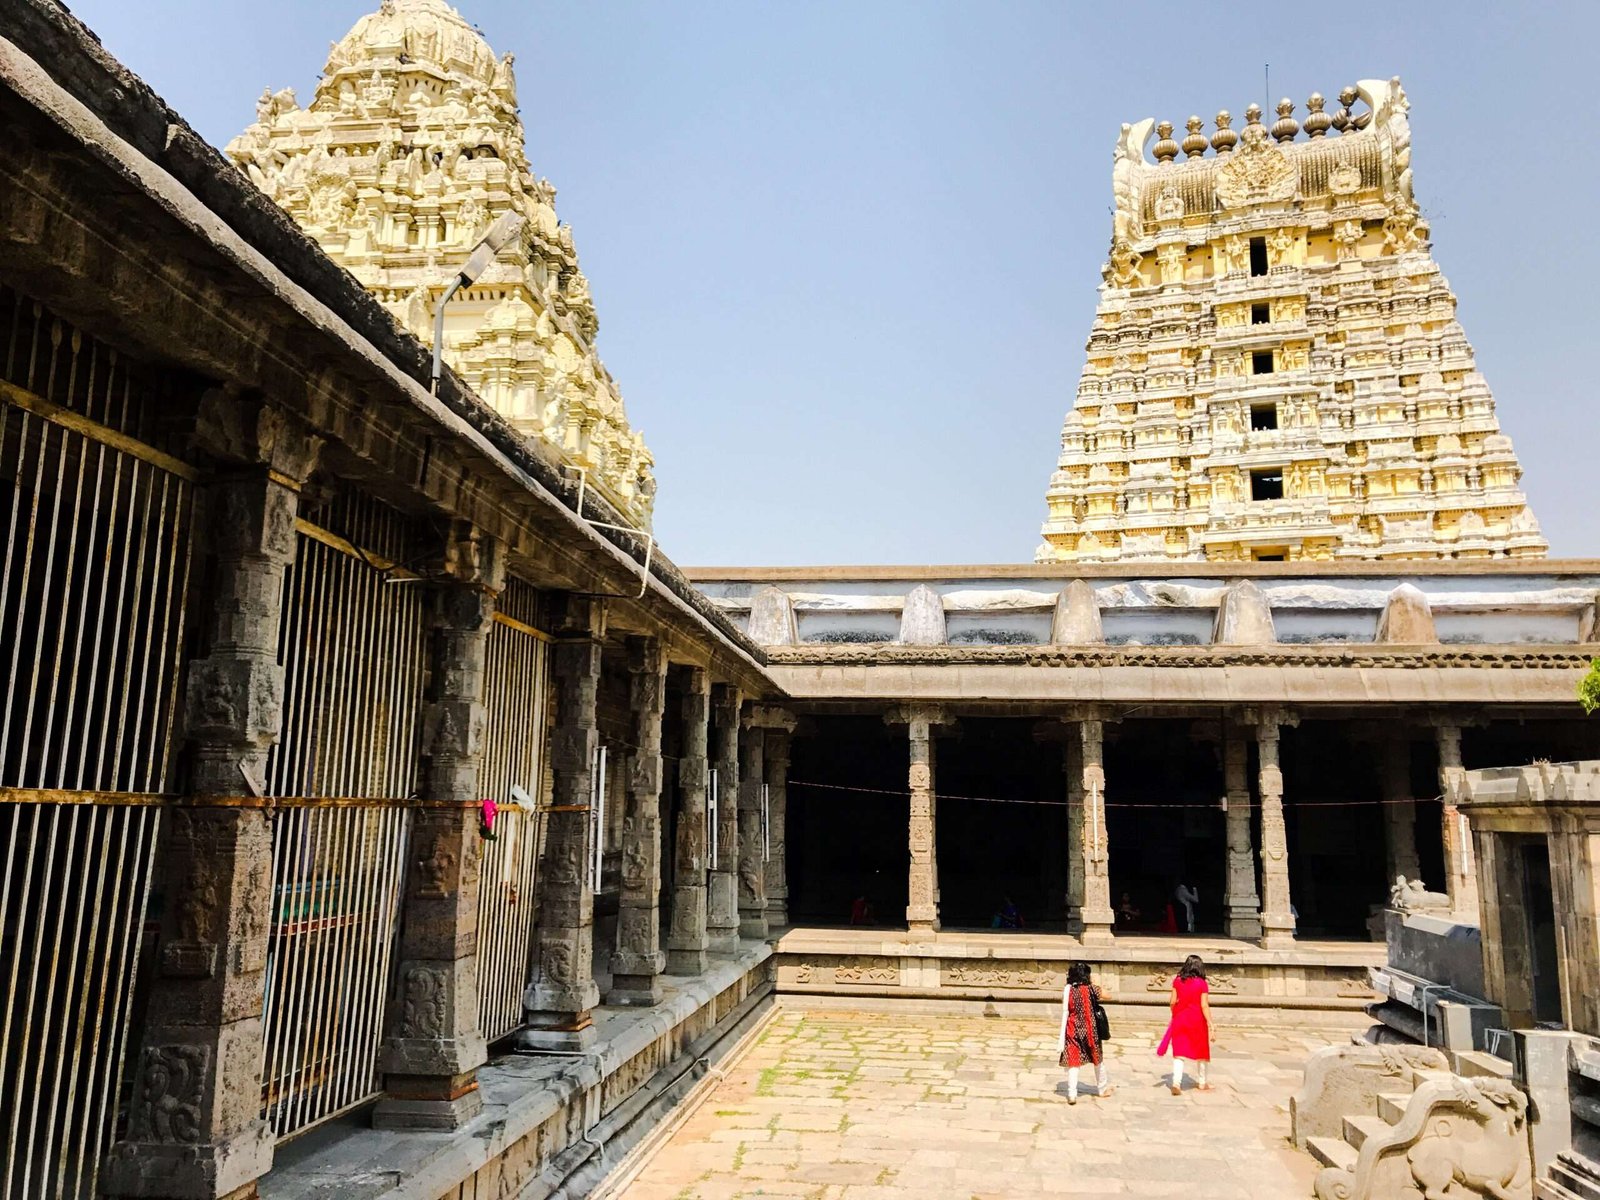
[1037,79,1546,563]
[226,0,656,527]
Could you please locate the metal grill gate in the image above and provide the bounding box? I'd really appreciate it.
[259,488,426,1138]
[0,285,189,1198]
[475,578,551,1042]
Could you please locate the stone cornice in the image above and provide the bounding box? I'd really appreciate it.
[763,644,1596,670]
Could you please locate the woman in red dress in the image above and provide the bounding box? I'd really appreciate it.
[1156,954,1212,1095]
[1057,961,1111,1104]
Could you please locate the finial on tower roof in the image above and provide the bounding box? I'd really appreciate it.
[1272,98,1299,143]
[1303,92,1331,137]
[1332,85,1370,133]
[1182,115,1208,159]
[1153,120,1178,164]
[1211,110,1237,155]
[1244,102,1263,128]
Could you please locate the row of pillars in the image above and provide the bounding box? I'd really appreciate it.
[891,704,1479,948]
[524,601,793,1047]
[102,403,795,1199]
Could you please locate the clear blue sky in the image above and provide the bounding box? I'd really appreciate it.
[72,0,1599,565]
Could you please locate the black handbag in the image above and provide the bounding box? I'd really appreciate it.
[1091,991,1111,1042]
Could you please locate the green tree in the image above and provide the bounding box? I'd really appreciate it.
[1582,657,1600,715]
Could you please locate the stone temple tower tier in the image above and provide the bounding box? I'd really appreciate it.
[1037,79,1546,563]
[227,0,656,528]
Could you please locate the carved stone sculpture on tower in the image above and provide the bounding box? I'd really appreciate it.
[225,0,656,529]
[1038,78,1546,564]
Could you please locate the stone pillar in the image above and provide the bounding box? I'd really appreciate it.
[609,636,668,1005]
[106,401,318,1199]
[1222,723,1262,939]
[706,684,742,953]
[1380,733,1422,886]
[519,594,605,1051]
[666,669,712,975]
[1251,709,1298,948]
[1076,716,1116,944]
[1063,732,1085,937]
[762,717,795,930]
[373,527,500,1129]
[1435,724,1480,919]
[883,706,946,934]
[736,708,768,939]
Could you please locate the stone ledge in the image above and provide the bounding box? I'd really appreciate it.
[260,941,772,1199]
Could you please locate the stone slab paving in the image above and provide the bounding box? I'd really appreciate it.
[615,1006,1369,1200]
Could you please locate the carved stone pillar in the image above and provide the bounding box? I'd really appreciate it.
[1062,733,1085,936]
[106,402,318,1199]
[1222,723,1262,939]
[665,669,711,975]
[1435,724,1480,919]
[518,594,605,1051]
[373,527,500,1129]
[1381,733,1422,887]
[1076,715,1116,944]
[736,708,768,939]
[706,684,742,953]
[1250,708,1298,948]
[884,706,950,934]
[761,716,795,929]
[609,636,668,1005]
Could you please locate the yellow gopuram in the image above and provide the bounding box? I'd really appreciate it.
[227,0,655,528]
[1038,79,1546,563]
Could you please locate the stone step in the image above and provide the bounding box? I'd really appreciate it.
[1307,1135,1358,1173]
[1547,1152,1600,1200]
[1414,1067,1456,1087]
[1342,1113,1389,1151]
[1457,1049,1514,1079]
[1376,1091,1412,1124]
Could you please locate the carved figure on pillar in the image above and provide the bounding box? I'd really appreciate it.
[518,594,605,1051]
[107,396,319,1199]
[706,684,743,953]
[666,669,712,975]
[1248,707,1299,948]
[736,707,769,939]
[886,705,952,935]
[1222,722,1262,939]
[609,636,668,1005]
[375,524,501,1129]
[1073,711,1118,944]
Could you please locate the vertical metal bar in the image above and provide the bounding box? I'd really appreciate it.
[259,807,291,1090]
[37,805,103,1197]
[276,806,323,1133]
[121,471,171,793]
[53,384,109,789]
[302,804,352,1126]
[4,805,61,1196]
[289,806,336,1132]
[73,396,128,791]
[362,808,409,1100]
[334,804,380,1113]
[154,483,195,793]
[88,457,142,791]
[74,803,134,1199]
[108,456,157,789]
[296,539,336,796]
[351,548,384,798]
[0,412,47,774]
[93,804,159,1200]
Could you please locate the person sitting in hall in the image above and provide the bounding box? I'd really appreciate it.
[849,893,873,926]
[1116,891,1141,928]
[993,895,1025,929]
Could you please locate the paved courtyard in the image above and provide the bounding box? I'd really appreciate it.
[614,1006,1363,1200]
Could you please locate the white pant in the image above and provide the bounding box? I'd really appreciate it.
[1171,1056,1207,1088]
[1066,1063,1108,1099]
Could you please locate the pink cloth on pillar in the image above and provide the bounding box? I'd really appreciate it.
[1156,976,1210,1060]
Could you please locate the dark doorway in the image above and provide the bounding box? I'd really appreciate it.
[935,719,1066,930]
[1281,723,1388,937]
[787,716,908,927]
[1104,721,1225,935]
[1520,840,1562,1025]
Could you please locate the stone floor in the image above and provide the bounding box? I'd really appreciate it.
[613,1006,1366,1199]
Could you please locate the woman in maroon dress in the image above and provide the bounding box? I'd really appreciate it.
[1057,961,1111,1104]
[1156,954,1212,1095]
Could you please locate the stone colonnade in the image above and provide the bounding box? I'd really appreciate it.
[876,704,1480,943]
[105,439,790,1195]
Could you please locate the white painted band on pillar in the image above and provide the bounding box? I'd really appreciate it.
[707,768,718,864]
[589,744,607,891]
[761,783,771,862]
